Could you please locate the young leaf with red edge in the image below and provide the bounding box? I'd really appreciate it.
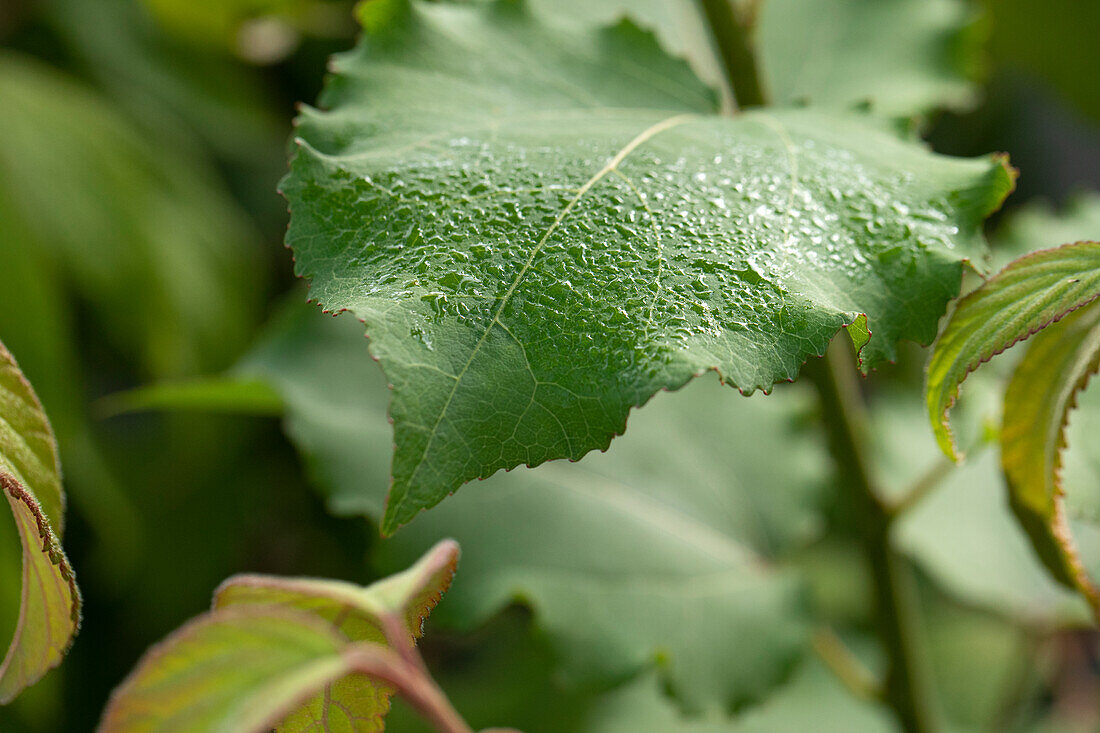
[99,540,460,733]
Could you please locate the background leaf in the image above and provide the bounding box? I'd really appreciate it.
[757,0,980,118]
[129,301,827,713]
[522,0,981,119]
[284,0,1012,531]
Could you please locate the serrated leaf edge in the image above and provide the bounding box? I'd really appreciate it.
[1003,309,1100,618]
[928,240,1100,461]
[0,472,81,703]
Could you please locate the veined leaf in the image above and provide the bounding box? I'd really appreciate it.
[100,540,458,733]
[99,607,382,733]
[283,0,1013,532]
[0,342,79,703]
[1001,301,1100,613]
[214,538,458,646]
[926,241,1100,460]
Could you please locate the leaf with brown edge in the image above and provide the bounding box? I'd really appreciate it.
[0,341,79,703]
[100,541,459,733]
[926,241,1100,460]
[215,539,457,732]
[214,538,458,643]
[1001,301,1100,617]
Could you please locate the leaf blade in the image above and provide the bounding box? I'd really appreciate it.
[101,541,458,732]
[0,342,79,704]
[1001,301,1100,611]
[98,606,363,733]
[283,0,1013,531]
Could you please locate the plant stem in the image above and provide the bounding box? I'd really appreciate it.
[693,4,937,729]
[806,340,938,733]
[888,456,955,518]
[697,0,767,109]
[345,643,475,733]
[812,626,882,700]
[356,613,477,733]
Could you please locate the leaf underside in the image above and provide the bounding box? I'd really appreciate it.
[0,342,79,704]
[1001,301,1100,612]
[283,0,1012,532]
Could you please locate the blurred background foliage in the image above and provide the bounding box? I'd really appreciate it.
[0,0,1097,730]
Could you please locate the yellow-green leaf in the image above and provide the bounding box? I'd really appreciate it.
[101,541,458,732]
[0,341,79,703]
[214,538,458,639]
[926,241,1100,460]
[99,606,375,733]
[1001,301,1100,614]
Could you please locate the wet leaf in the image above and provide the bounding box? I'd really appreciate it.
[283,0,1013,531]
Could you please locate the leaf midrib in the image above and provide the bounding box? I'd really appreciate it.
[389,112,700,523]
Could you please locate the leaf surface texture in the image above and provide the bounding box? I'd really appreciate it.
[283,0,1012,530]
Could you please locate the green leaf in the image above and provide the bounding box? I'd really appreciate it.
[1001,301,1100,612]
[161,302,823,712]
[926,242,1100,460]
[522,0,980,118]
[582,658,895,733]
[283,0,1013,532]
[375,381,818,714]
[100,540,458,733]
[0,342,79,703]
[96,378,285,419]
[757,0,981,116]
[214,538,459,645]
[0,51,264,379]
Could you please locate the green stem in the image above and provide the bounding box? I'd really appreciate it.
[693,4,937,728]
[697,0,768,109]
[812,626,882,700]
[806,340,938,733]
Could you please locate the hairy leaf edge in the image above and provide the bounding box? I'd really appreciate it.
[1004,306,1100,616]
[929,239,1099,461]
[0,472,81,702]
